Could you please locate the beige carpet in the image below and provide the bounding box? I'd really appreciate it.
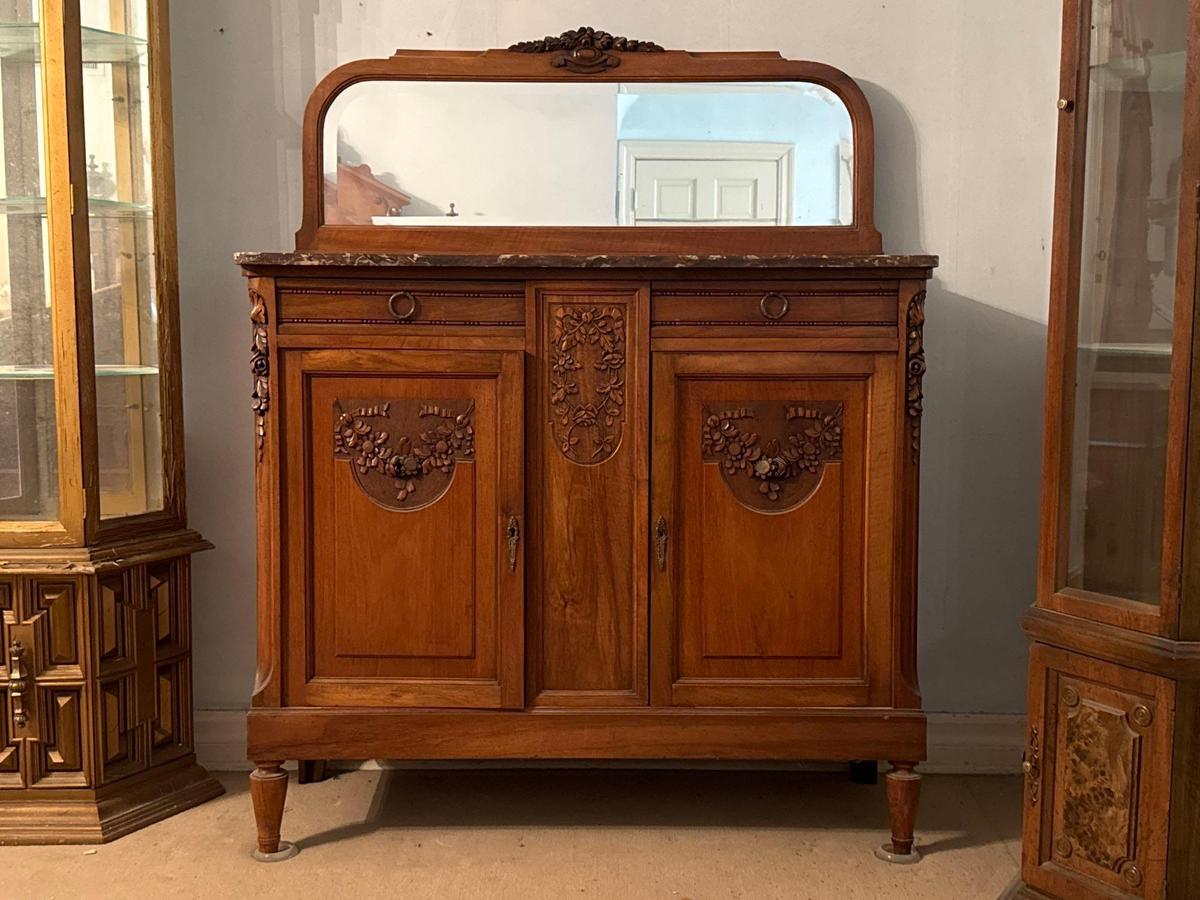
[4,769,1021,899]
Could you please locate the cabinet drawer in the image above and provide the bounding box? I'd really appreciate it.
[277,280,525,328]
[651,281,898,330]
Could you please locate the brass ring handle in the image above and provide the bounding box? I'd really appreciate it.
[387,291,419,321]
[759,292,790,321]
[8,640,28,729]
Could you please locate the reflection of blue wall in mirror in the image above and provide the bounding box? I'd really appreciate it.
[616,87,852,225]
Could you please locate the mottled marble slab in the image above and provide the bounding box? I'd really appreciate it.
[235,251,939,270]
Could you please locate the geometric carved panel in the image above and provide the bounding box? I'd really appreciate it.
[150,661,192,768]
[32,582,79,669]
[148,564,176,648]
[97,573,130,667]
[29,688,87,788]
[99,676,144,784]
[701,401,844,512]
[0,687,21,789]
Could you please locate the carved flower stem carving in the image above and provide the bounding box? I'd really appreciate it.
[906,291,927,463]
[702,403,844,510]
[334,399,475,509]
[250,290,270,463]
[550,305,626,464]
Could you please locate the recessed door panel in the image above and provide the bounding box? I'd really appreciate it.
[652,352,895,708]
[285,350,524,709]
[1022,645,1174,899]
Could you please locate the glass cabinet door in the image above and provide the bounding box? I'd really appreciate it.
[1065,0,1189,607]
[0,0,57,520]
[78,0,162,518]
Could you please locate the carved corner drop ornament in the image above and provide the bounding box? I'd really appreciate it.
[509,27,665,72]
[250,290,270,463]
[702,402,844,512]
[906,291,927,463]
[550,304,627,465]
[333,399,475,511]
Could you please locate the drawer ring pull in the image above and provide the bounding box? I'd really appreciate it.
[759,292,790,321]
[387,291,419,321]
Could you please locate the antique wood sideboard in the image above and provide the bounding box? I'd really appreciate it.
[237,33,936,863]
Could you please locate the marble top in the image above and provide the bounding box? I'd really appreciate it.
[235,251,938,270]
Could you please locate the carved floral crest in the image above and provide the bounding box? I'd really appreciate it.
[702,402,844,512]
[509,27,665,72]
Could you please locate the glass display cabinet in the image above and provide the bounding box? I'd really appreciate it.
[1020,0,1200,896]
[0,0,218,843]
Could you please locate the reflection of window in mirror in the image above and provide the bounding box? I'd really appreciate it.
[322,81,853,228]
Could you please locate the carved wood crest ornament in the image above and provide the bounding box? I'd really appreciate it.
[550,305,627,464]
[250,290,270,463]
[702,402,844,512]
[333,399,475,511]
[509,27,665,73]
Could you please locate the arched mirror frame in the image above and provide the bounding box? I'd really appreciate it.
[295,35,881,255]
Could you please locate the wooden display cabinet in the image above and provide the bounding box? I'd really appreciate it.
[0,0,219,843]
[1020,0,1200,896]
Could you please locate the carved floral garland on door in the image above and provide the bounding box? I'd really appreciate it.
[333,399,475,511]
[702,402,844,512]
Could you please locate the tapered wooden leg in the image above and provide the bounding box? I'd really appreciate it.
[298,760,328,785]
[875,761,922,864]
[250,761,299,862]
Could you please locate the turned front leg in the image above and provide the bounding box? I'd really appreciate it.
[250,761,299,861]
[876,761,922,864]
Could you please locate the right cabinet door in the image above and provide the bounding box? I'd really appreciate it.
[1022,644,1175,900]
[651,351,896,707]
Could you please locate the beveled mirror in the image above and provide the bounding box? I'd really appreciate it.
[296,29,880,254]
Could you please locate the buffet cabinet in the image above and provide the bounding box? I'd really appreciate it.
[237,253,935,861]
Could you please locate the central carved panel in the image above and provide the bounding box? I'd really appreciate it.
[702,402,844,512]
[333,398,476,511]
[550,304,627,465]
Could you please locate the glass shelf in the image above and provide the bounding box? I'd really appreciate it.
[1078,342,1175,357]
[1090,49,1188,93]
[0,23,147,65]
[0,196,152,217]
[0,364,160,380]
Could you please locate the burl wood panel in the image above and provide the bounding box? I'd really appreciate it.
[1023,644,1174,900]
[652,351,895,708]
[528,284,649,705]
[284,349,524,709]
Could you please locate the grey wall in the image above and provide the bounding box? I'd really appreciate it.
[171,0,1060,714]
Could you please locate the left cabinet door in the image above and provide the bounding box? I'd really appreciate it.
[281,349,524,709]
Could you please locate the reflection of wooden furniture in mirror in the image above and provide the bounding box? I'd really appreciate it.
[0,0,220,843]
[238,29,935,864]
[1018,0,1200,897]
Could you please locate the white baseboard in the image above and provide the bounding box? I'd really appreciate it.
[197,710,1024,775]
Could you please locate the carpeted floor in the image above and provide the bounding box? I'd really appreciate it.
[3,769,1022,899]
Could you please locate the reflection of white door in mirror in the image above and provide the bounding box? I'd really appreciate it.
[619,141,793,225]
